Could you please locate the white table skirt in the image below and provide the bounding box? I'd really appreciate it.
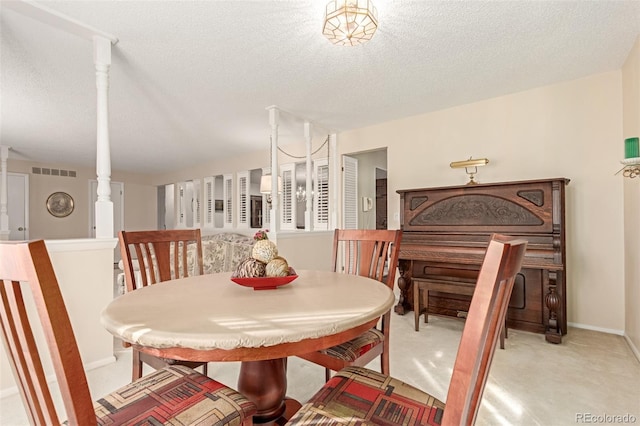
[101,269,395,351]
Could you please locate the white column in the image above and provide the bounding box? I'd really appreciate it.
[329,133,338,229]
[0,146,10,240]
[267,106,280,239]
[304,122,313,231]
[93,36,114,238]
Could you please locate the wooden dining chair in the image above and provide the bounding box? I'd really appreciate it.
[0,240,257,426]
[297,229,403,382]
[287,234,527,426]
[119,229,208,380]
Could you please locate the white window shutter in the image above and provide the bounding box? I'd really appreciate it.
[176,181,187,229]
[280,163,296,230]
[203,177,214,229]
[314,158,329,230]
[342,156,358,229]
[192,179,201,228]
[236,171,249,229]
[223,174,233,228]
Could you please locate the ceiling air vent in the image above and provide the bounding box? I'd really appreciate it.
[32,167,77,178]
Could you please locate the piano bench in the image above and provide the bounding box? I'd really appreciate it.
[412,277,508,349]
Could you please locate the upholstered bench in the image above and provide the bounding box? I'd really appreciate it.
[413,276,508,349]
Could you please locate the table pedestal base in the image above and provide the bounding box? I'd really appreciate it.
[238,358,301,424]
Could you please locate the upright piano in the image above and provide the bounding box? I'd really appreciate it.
[395,178,569,343]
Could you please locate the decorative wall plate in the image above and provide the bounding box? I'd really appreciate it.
[46,192,74,218]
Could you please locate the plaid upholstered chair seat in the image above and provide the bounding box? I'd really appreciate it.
[320,329,384,362]
[93,366,256,426]
[288,235,528,426]
[297,230,403,382]
[287,366,445,425]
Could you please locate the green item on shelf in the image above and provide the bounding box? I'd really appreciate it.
[624,137,639,159]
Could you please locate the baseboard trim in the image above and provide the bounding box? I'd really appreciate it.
[567,322,624,336]
[623,333,640,363]
[0,355,117,399]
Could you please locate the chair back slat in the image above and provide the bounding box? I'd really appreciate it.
[442,234,527,426]
[1,281,51,425]
[0,241,95,425]
[119,229,204,291]
[332,229,403,340]
[332,229,402,289]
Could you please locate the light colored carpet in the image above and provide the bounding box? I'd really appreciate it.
[1,313,638,425]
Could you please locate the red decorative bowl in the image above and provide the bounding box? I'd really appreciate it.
[231,269,298,290]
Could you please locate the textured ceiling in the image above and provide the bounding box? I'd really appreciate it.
[1,0,639,174]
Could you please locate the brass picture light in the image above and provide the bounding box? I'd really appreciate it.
[450,157,489,185]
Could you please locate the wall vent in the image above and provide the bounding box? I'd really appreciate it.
[32,167,77,178]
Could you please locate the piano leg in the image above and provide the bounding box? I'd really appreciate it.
[394,259,414,315]
[545,285,562,343]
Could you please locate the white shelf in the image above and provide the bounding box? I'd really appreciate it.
[620,157,640,166]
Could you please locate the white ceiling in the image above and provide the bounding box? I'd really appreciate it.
[2,1,639,174]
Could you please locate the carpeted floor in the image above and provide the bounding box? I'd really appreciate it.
[1,312,638,425]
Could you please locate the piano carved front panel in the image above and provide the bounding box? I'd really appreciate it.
[397,178,569,343]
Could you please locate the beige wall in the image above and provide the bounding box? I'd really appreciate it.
[622,37,640,358]
[0,240,116,395]
[277,231,334,272]
[339,71,626,333]
[7,160,158,238]
[155,71,629,335]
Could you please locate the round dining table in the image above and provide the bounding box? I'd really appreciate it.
[101,269,395,424]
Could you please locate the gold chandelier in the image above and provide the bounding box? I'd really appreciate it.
[323,0,378,46]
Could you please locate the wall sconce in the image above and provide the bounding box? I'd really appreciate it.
[450,157,489,185]
[260,174,282,204]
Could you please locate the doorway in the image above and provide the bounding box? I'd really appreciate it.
[251,195,263,228]
[375,168,387,229]
[342,149,387,230]
[8,172,29,240]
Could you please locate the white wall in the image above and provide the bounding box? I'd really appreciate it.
[338,71,626,333]
[7,160,157,238]
[622,36,640,358]
[0,239,116,396]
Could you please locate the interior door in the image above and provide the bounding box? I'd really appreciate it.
[8,173,29,240]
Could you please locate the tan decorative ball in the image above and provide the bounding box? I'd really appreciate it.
[266,256,289,277]
[252,239,278,264]
[233,257,266,278]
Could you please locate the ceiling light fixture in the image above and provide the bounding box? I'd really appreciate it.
[323,0,378,46]
[450,157,490,185]
[296,185,314,203]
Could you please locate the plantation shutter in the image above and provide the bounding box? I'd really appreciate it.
[280,163,296,230]
[176,182,187,229]
[237,171,249,228]
[223,174,233,228]
[192,179,201,228]
[313,158,329,230]
[342,155,358,229]
[203,177,214,228]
